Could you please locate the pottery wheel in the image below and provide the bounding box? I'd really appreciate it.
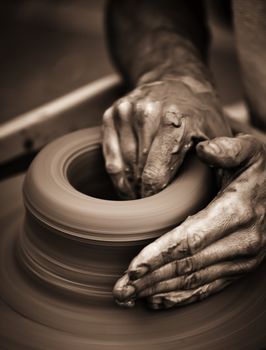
[0,128,266,350]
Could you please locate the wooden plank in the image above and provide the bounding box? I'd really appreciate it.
[0,74,122,164]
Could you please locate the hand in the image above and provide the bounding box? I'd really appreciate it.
[102,77,231,199]
[113,134,266,309]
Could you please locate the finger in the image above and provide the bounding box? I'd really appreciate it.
[115,100,138,186]
[102,107,135,199]
[130,228,261,294]
[127,184,255,280]
[113,274,136,307]
[147,278,232,310]
[196,134,263,169]
[133,100,161,178]
[141,110,192,197]
[138,256,261,298]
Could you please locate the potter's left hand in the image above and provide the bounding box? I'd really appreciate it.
[113,134,266,309]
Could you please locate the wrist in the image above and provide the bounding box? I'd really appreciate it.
[136,36,214,90]
[138,71,214,96]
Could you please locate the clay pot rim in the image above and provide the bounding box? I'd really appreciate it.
[23,127,214,241]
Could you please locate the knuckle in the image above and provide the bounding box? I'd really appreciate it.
[103,107,114,125]
[231,199,253,224]
[234,261,251,274]
[144,101,160,115]
[135,100,161,125]
[187,231,203,254]
[183,272,200,289]
[244,260,255,272]
[142,101,161,123]
[135,101,145,114]
[246,232,262,256]
[105,162,122,175]
[136,276,150,292]
[161,109,183,127]
[241,206,253,222]
[161,112,174,126]
[198,284,211,300]
[176,257,194,275]
[116,99,131,121]
[135,102,149,127]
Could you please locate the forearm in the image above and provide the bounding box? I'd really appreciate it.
[106,0,211,87]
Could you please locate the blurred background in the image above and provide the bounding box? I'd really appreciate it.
[0,0,244,125]
[0,0,113,124]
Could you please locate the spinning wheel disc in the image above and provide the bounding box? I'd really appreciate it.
[0,128,266,350]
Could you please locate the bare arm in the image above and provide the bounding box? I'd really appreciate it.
[103,2,266,309]
[103,0,231,199]
[106,0,210,86]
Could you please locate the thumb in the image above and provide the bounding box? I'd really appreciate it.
[196,134,261,169]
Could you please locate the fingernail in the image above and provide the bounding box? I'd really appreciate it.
[204,142,221,155]
[129,265,149,280]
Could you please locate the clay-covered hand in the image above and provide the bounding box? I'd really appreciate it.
[102,77,231,199]
[113,134,266,309]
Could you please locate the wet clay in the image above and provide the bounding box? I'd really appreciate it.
[0,127,266,350]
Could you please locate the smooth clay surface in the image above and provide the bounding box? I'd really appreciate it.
[0,127,266,349]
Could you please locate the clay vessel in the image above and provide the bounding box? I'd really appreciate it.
[20,126,214,301]
[1,127,266,349]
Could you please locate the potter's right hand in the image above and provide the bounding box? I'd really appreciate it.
[102,76,232,199]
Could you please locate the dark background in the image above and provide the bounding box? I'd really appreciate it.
[0,0,244,126]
